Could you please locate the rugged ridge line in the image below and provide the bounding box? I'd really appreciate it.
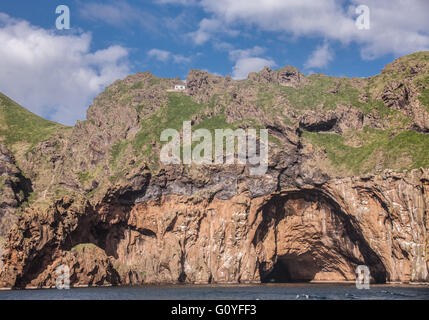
[0,52,429,287]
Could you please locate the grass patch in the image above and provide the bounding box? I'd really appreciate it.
[278,76,395,118]
[303,127,429,174]
[77,171,92,184]
[280,76,361,111]
[108,170,125,184]
[71,243,100,253]
[110,141,129,170]
[136,104,145,113]
[0,93,65,153]
[418,88,429,112]
[131,81,144,90]
[132,94,276,166]
[149,78,161,86]
[134,92,207,151]
[256,88,275,111]
[193,114,234,132]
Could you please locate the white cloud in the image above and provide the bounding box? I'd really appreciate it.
[229,46,265,61]
[192,0,429,59]
[202,69,223,77]
[304,43,334,69]
[148,49,171,62]
[147,48,191,64]
[228,46,275,79]
[0,13,130,125]
[172,55,191,64]
[232,57,276,80]
[188,18,239,45]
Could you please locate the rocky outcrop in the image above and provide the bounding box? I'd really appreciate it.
[27,244,120,288]
[382,81,410,111]
[0,52,428,289]
[377,56,429,132]
[299,111,338,132]
[186,70,228,104]
[248,66,307,88]
[0,143,31,238]
[0,168,427,288]
[298,106,365,134]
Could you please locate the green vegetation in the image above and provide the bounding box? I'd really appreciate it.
[71,243,100,254]
[117,83,128,93]
[280,76,361,111]
[276,75,398,119]
[134,92,207,150]
[358,96,392,116]
[419,88,429,112]
[193,114,234,132]
[131,81,144,90]
[135,104,145,113]
[77,171,92,184]
[149,78,161,86]
[0,93,65,153]
[131,93,209,170]
[303,127,429,174]
[256,88,275,110]
[110,141,129,170]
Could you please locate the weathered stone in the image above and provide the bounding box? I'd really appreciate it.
[0,169,427,287]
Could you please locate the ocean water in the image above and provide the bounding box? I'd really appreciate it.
[0,283,428,300]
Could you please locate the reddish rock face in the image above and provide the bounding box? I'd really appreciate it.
[28,245,120,288]
[1,53,429,289]
[0,143,31,238]
[0,169,427,288]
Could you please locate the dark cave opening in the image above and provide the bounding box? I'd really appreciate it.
[260,258,292,283]
[261,253,321,283]
[62,218,127,260]
[255,190,388,284]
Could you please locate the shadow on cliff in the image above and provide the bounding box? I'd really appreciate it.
[254,190,388,284]
[13,200,148,287]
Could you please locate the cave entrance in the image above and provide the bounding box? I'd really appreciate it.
[256,191,387,284]
[261,253,321,283]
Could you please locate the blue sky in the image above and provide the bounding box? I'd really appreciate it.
[0,0,428,125]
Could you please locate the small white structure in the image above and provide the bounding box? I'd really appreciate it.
[174,84,186,91]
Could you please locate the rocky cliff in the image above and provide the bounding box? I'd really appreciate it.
[0,52,428,288]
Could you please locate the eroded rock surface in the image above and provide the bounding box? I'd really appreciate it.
[1,169,427,288]
[0,52,429,288]
[0,143,31,239]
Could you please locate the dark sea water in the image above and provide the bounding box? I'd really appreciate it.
[0,283,428,300]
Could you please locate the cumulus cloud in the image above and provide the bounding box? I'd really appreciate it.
[191,0,429,59]
[0,13,130,125]
[147,49,191,64]
[229,46,275,79]
[304,43,334,69]
[232,57,276,80]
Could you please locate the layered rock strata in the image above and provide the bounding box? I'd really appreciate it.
[0,169,427,288]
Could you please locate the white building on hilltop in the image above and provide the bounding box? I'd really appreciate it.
[174,84,186,91]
